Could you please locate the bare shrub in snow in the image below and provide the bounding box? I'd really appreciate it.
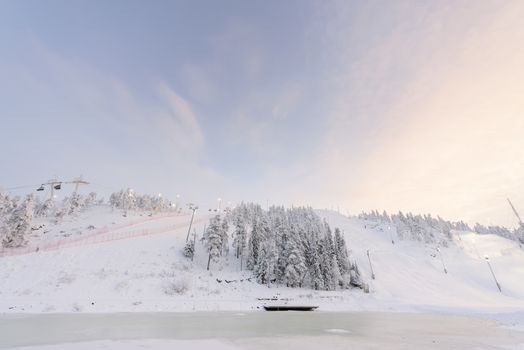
[162,277,190,295]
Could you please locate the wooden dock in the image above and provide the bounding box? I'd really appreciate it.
[263,306,319,311]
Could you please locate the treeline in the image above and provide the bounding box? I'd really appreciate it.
[109,188,177,215]
[201,203,363,291]
[473,223,524,243]
[360,210,524,245]
[0,191,100,247]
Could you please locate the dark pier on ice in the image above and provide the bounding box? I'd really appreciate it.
[263,306,319,311]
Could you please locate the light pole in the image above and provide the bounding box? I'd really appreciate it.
[485,256,502,293]
[186,203,198,242]
[367,250,375,280]
[217,198,222,212]
[388,225,395,245]
[156,193,162,214]
[125,188,134,217]
[191,229,197,262]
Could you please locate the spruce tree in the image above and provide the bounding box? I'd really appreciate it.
[232,215,247,259]
[320,223,337,290]
[204,215,223,268]
[334,228,350,275]
[220,217,229,256]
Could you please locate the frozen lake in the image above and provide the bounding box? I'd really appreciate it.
[1,311,523,349]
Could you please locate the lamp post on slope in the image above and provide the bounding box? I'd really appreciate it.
[186,203,198,242]
[485,256,502,293]
[436,247,448,274]
[367,250,376,280]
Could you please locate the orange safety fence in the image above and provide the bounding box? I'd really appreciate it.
[0,214,208,258]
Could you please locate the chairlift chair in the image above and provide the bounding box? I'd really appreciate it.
[36,185,45,191]
[54,183,62,190]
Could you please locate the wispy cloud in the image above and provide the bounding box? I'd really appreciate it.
[158,83,205,150]
[0,38,218,201]
[311,0,524,226]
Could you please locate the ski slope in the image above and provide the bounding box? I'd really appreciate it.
[0,206,523,318]
[321,210,524,314]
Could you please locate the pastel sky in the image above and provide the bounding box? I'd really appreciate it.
[1,0,523,227]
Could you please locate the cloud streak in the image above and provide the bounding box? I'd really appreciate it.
[313,0,524,226]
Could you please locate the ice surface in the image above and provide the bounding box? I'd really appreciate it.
[1,312,523,350]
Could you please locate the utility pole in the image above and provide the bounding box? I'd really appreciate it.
[43,176,89,200]
[191,229,197,262]
[366,250,375,280]
[69,176,89,193]
[507,198,524,248]
[186,203,198,242]
[47,179,61,200]
[436,247,447,274]
[507,198,523,226]
[485,256,502,293]
[388,225,395,245]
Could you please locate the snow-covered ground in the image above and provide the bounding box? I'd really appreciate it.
[0,206,523,317]
[1,205,524,349]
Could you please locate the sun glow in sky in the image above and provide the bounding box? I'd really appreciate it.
[1,0,523,227]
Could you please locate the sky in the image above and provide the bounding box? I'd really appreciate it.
[1,0,524,227]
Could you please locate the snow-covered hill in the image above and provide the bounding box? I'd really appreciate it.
[0,206,523,316]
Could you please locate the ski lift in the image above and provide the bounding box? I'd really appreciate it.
[36,184,45,191]
[54,183,62,190]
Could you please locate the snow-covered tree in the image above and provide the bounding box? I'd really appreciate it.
[204,215,223,268]
[220,216,229,256]
[83,192,98,208]
[35,198,54,217]
[247,216,262,270]
[349,261,363,288]
[275,217,291,282]
[68,193,83,215]
[333,228,350,275]
[207,203,365,290]
[109,189,175,215]
[232,215,247,259]
[320,223,337,290]
[0,193,18,218]
[255,237,277,285]
[283,244,306,287]
[1,194,34,248]
[183,240,195,259]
